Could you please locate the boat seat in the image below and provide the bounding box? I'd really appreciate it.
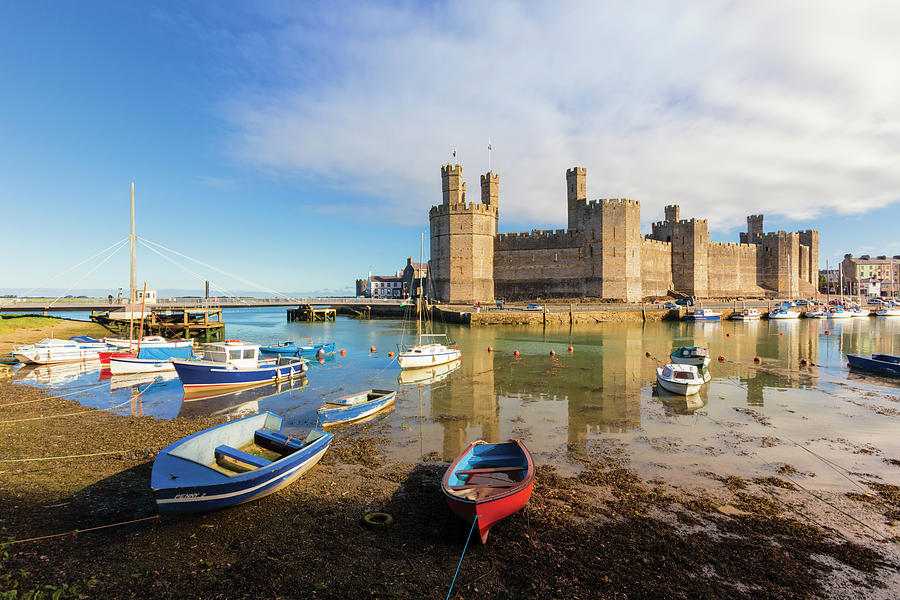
[254,429,305,451]
[449,483,519,490]
[214,445,270,469]
[455,466,526,475]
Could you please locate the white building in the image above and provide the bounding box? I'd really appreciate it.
[370,275,404,299]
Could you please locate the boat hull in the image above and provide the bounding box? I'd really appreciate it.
[172,359,308,391]
[317,390,396,425]
[13,349,104,365]
[875,309,900,316]
[669,355,711,369]
[768,311,800,319]
[847,354,900,377]
[397,347,461,369]
[656,367,703,396]
[109,356,176,374]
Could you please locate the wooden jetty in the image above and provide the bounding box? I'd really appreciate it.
[90,308,225,341]
[287,304,336,322]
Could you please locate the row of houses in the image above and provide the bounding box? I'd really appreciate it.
[834,254,900,297]
[355,257,428,299]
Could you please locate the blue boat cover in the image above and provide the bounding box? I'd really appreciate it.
[69,336,102,343]
[137,346,195,360]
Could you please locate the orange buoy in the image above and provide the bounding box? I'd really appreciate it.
[779,332,783,336]
[549,350,556,356]
[726,333,731,338]
[370,346,376,352]
[317,348,325,355]
[800,358,808,366]
[645,351,651,358]
[487,346,493,353]
[514,350,520,357]
[825,330,830,335]
[317,358,325,365]
[754,356,761,363]
[718,355,725,361]
[568,346,574,352]
[388,351,394,358]
[340,349,346,357]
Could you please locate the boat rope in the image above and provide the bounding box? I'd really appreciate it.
[0,381,111,407]
[1,515,159,547]
[445,514,479,600]
[366,356,398,382]
[140,237,293,300]
[0,378,157,424]
[16,237,129,300]
[46,239,129,309]
[0,449,132,463]
[700,412,897,544]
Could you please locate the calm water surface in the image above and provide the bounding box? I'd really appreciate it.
[15,308,900,489]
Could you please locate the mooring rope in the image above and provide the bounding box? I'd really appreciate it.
[445,514,480,600]
[0,450,131,463]
[1,515,160,547]
[0,378,157,424]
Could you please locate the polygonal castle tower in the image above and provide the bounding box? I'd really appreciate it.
[429,164,498,303]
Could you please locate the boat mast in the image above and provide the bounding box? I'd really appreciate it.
[129,183,136,341]
[417,232,424,344]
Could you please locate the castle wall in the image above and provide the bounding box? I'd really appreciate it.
[706,242,764,297]
[640,238,673,297]
[494,229,585,299]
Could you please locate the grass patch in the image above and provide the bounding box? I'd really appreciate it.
[0,315,64,335]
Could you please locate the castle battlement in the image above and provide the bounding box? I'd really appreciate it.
[429,202,498,218]
[496,228,582,250]
[566,166,587,177]
[641,238,671,249]
[675,218,708,226]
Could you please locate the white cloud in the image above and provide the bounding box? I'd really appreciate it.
[223,1,900,234]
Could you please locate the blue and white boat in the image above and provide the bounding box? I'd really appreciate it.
[682,308,721,322]
[109,344,196,375]
[316,389,396,426]
[259,341,336,358]
[669,346,711,369]
[151,411,333,514]
[846,354,900,377]
[172,340,309,392]
[768,307,800,320]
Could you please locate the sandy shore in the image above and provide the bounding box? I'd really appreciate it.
[0,376,898,599]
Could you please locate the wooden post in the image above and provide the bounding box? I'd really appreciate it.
[569,303,573,325]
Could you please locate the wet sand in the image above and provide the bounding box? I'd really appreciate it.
[1,381,898,599]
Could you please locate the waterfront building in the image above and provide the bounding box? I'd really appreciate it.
[429,163,820,303]
[369,275,404,299]
[841,254,900,297]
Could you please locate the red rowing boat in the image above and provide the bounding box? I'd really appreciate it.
[98,351,135,365]
[441,439,534,544]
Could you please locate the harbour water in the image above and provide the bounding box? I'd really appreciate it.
[12,308,900,490]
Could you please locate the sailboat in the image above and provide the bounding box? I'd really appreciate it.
[397,234,461,370]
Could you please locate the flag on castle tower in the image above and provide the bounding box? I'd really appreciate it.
[487,142,492,150]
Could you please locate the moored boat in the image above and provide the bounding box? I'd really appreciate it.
[398,334,461,369]
[827,307,853,319]
[109,344,196,375]
[730,308,760,320]
[875,307,900,317]
[12,336,109,365]
[669,346,710,369]
[846,354,900,377]
[441,439,534,544]
[316,389,395,425]
[151,411,333,514]
[259,341,336,358]
[768,308,800,319]
[847,307,870,318]
[804,307,827,318]
[656,363,705,396]
[683,308,721,321]
[172,340,309,392]
[104,336,194,351]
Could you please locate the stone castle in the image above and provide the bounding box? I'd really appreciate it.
[429,164,819,303]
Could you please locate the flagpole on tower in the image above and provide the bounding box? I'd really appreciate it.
[487,138,492,173]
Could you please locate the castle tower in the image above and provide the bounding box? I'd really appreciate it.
[664,205,680,222]
[480,172,499,235]
[740,214,764,244]
[798,230,819,290]
[430,164,498,303]
[671,219,709,298]
[580,199,643,302]
[566,167,587,231]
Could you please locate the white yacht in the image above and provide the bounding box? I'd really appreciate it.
[398,334,461,369]
[13,336,109,365]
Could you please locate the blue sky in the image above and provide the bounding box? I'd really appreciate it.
[2,1,898,296]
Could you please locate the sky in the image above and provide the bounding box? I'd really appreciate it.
[1,1,899,297]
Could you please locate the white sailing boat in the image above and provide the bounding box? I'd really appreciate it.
[397,234,461,370]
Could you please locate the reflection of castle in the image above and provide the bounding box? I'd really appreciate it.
[429,164,819,303]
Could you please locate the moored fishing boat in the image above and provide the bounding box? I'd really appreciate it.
[259,341,336,358]
[846,354,900,377]
[109,344,196,375]
[441,439,534,544]
[172,340,308,391]
[12,336,109,365]
[669,346,710,369]
[682,308,721,321]
[847,307,869,318]
[768,307,800,319]
[656,363,705,396]
[316,389,395,425]
[151,411,333,514]
[730,308,760,320]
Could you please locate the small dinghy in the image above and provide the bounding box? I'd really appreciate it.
[442,440,534,544]
[669,346,710,369]
[316,389,395,425]
[656,363,705,396]
[151,411,333,514]
[259,341,336,358]
[846,354,900,377]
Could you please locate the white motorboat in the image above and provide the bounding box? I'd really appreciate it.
[730,308,760,320]
[875,307,900,317]
[804,307,827,318]
[682,308,721,321]
[669,346,711,369]
[768,308,800,319]
[12,336,109,365]
[827,307,853,319]
[656,363,705,396]
[848,307,870,318]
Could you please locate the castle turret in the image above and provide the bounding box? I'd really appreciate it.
[430,164,498,303]
[566,167,587,231]
[480,172,499,235]
[740,214,764,244]
[664,205,680,222]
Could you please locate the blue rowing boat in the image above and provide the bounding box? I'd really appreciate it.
[172,340,308,391]
[151,411,333,514]
[259,341,336,358]
[847,354,900,377]
[316,389,395,425]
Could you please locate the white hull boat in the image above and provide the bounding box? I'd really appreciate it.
[768,309,800,319]
[875,308,900,317]
[656,364,705,396]
[104,336,193,351]
[730,309,760,320]
[804,309,827,318]
[398,340,461,369]
[827,309,853,320]
[669,346,711,369]
[109,356,177,374]
[13,337,108,365]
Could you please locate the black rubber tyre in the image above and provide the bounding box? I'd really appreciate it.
[362,512,394,529]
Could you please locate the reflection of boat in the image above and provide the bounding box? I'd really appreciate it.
[768,308,800,319]
[172,341,308,391]
[442,439,534,544]
[397,358,462,386]
[656,364,705,395]
[730,308,760,320]
[259,341,335,358]
[151,411,333,514]
[847,354,900,377]
[17,360,101,385]
[669,347,710,369]
[13,336,108,365]
[109,370,178,391]
[317,389,395,426]
[179,378,307,418]
[656,387,707,414]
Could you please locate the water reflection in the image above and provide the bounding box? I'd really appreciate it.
[179,378,308,418]
[397,359,461,386]
[17,360,101,386]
